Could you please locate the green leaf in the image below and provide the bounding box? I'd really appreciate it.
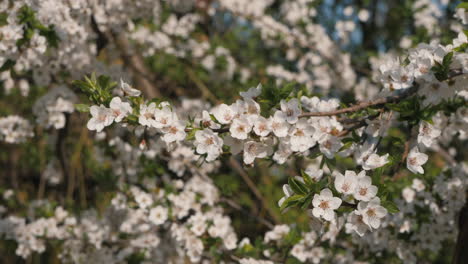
[339,141,353,152]
[382,200,400,214]
[288,177,308,195]
[185,128,198,141]
[442,52,453,68]
[125,114,138,124]
[453,43,468,52]
[0,12,8,27]
[300,170,313,186]
[300,193,313,210]
[325,157,336,169]
[209,114,218,123]
[280,194,304,211]
[75,104,90,113]
[0,59,15,72]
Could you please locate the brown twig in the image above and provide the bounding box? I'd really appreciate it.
[37,129,47,199]
[184,127,230,133]
[111,32,161,98]
[228,157,280,225]
[186,67,220,104]
[220,197,274,229]
[299,70,465,118]
[67,125,88,204]
[299,87,418,118]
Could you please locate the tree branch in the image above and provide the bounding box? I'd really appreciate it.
[228,157,280,225]
[299,70,465,118]
[299,87,418,118]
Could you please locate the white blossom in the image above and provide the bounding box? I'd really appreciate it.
[311,188,342,221]
[280,98,301,124]
[407,147,428,174]
[109,97,132,122]
[354,175,378,201]
[194,129,223,161]
[87,105,114,132]
[230,117,252,140]
[356,197,387,229]
[149,206,168,225]
[120,79,141,97]
[243,141,270,165]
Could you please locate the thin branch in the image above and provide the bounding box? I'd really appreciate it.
[90,15,161,98]
[299,87,418,118]
[228,157,280,225]
[299,70,465,118]
[220,197,274,229]
[186,67,220,104]
[185,127,229,133]
[111,32,161,98]
[433,145,457,167]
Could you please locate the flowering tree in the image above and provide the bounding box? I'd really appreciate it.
[0,0,467,263]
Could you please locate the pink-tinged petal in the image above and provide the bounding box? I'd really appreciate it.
[90,105,99,116]
[312,194,321,207]
[418,154,428,164]
[334,175,344,191]
[312,208,323,218]
[375,206,388,217]
[360,176,372,186]
[320,188,333,198]
[330,197,342,209]
[87,118,97,130]
[357,201,367,211]
[357,170,367,179]
[369,217,381,229]
[416,166,424,174]
[323,210,335,221]
[368,186,378,197]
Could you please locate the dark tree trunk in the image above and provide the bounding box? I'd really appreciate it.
[453,196,468,264]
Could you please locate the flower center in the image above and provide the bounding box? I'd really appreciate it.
[205,137,214,145]
[248,105,257,114]
[169,126,178,134]
[366,208,376,217]
[98,114,106,121]
[224,113,232,121]
[359,188,368,196]
[342,183,350,192]
[202,121,211,127]
[419,66,429,74]
[319,201,329,209]
[258,124,266,131]
[144,112,154,119]
[247,143,257,153]
[295,129,304,137]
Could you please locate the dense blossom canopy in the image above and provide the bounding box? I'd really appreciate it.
[0,0,467,263]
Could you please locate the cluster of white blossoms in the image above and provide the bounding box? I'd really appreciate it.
[0,0,467,263]
[0,115,34,143]
[77,19,467,245]
[0,172,241,262]
[32,86,77,129]
[378,34,466,100]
